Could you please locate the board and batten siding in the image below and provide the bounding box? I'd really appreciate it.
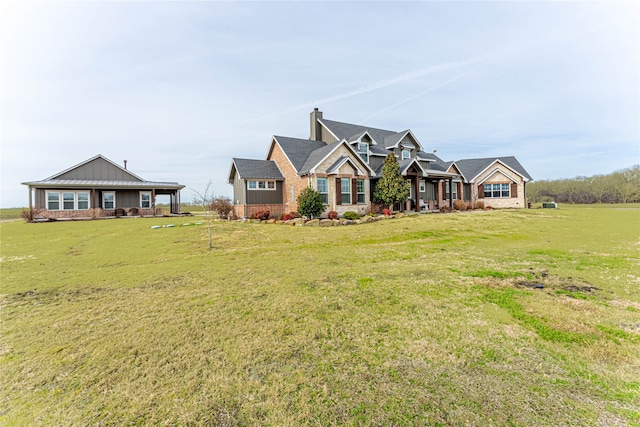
[232,172,246,205]
[57,157,142,181]
[245,181,283,205]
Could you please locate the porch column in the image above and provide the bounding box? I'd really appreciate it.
[28,186,32,211]
[413,175,420,212]
[449,178,454,208]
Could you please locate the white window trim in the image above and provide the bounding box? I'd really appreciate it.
[356,179,366,204]
[103,192,116,209]
[357,143,369,163]
[140,191,152,209]
[76,192,90,210]
[248,180,276,190]
[46,191,61,211]
[419,181,426,193]
[341,179,351,205]
[484,183,510,198]
[317,178,329,205]
[402,149,410,160]
[46,191,91,211]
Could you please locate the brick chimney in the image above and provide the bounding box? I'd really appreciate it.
[310,108,323,141]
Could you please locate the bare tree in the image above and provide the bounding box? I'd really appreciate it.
[192,181,214,250]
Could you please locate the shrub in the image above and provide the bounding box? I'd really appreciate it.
[473,201,485,210]
[382,208,391,216]
[328,210,338,220]
[289,211,301,219]
[439,206,452,213]
[453,200,467,211]
[251,210,270,220]
[486,205,493,210]
[21,208,44,222]
[343,211,360,220]
[297,187,324,219]
[283,214,292,221]
[209,195,233,219]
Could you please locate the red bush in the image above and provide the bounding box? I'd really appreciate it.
[283,214,292,221]
[328,210,338,220]
[251,210,270,220]
[382,208,391,216]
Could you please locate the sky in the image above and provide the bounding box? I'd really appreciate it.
[1,0,639,208]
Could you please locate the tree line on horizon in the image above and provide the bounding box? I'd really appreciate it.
[526,165,640,204]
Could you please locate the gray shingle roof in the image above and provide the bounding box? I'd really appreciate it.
[297,143,338,175]
[417,151,442,162]
[273,136,327,172]
[231,158,283,180]
[454,156,533,182]
[325,156,350,174]
[319,119,398,144]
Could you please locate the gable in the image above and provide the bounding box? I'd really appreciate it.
[309,141,371,176]
[447,163,461,175]
[49,155,143,182]
[229,158,283,183]
[268,136,327,172]
[456,157,532,183]
[477,167,520,185]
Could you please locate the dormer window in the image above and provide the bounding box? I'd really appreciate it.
[401,149,411,160]
[357,143,369,163]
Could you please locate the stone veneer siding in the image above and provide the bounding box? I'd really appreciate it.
[475,168,525,208]
[37,208,161,220]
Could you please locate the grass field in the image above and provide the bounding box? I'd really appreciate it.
[1,206,639,426]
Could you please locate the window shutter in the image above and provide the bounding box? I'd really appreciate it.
[442,182,447,199]
[457,182,461,200]
[511,183,518,198]
[336,178,341,205]
[478,185,484,199]
[351,178,357,205]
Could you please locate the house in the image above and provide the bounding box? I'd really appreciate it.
[229,109,532,218]
[229,135,373,218]
[446,157,533,209]
[22,154,185,219]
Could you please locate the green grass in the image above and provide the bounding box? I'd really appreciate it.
[1,205,639,425]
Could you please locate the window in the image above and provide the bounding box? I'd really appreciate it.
[357,179,365,204]
[317,178,328,204]
[77,192,89,210]
[290,186,295,203]
[484,183,510,198]
[341,179,351,204]
[445,182,457,200]
[47,192,60,210]
[357,143,368,163]
[47,191,90,210]
[103,192,115,209]
[140,192,151,208]
[63,192,75,210]
[402,149,410,160]
[419,181,425,193]
[248,180,276,190]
